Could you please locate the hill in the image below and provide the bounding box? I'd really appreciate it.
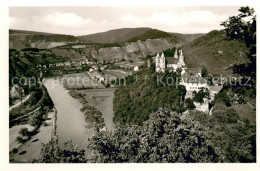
[9,29,53,35]
[9,29,79,50]
[78,27,151,43]
[127,29,181,43]
[171,33,205,43]
[182,30,249,76]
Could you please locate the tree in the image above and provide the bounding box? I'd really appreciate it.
[19,127,29,136]
[87,109,218,163]
[15,86,24,104]
[201,66,208,77]
[211,104,239,124]
[189,108,256,162]
[34,138,86,163]
[221,6,256,88]
[214,91,231,106]
[176,67,182,74]
[193,89,208,104]
[185,98,195,110]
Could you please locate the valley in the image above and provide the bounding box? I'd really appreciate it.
[8,7,256,163]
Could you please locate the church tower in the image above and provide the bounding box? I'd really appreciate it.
[155,53,160,72]
[160,52,166,70]
[179,49,185,66]
[174,48,178,59]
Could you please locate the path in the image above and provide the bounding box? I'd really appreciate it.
[9,94,31,111]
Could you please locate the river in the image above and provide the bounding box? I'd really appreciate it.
[43,78,93,150]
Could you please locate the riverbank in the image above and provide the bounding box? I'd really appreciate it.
[69,88,116,131]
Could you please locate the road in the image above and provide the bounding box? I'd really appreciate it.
[9,94,31,111]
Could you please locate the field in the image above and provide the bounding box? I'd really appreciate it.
[75,88,116,131]
[62,72,104,89]
[114,61,144,68]
[103,70,132,82]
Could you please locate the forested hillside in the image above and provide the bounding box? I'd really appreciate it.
[127,29,181,43]
[113,69,186,125]
[183,30,249,76]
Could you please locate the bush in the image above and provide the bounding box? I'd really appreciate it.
[16,136,27,144]
[19,127,29,136]
[185,98,195,110]
[12,148,18,154]
[193,89,209,104]
[211,104,239,124]
[214,91,231,106]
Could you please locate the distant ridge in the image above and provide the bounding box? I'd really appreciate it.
[171,32,206,43]
[9,29,71,36]
[78,27,151,43]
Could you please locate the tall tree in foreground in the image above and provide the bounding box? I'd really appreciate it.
[87,109,218,163]
[221,6,256,91]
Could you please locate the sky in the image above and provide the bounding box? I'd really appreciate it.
[9,6,241,36]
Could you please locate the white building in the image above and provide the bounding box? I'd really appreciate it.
[134,65,139,71]
[194,98,209,113]
[180,68,208,93]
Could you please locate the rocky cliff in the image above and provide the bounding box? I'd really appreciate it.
[90,38,180,61]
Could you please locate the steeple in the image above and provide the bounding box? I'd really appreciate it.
[161,52,165,59]
[174,48,178,59]
[160,52,165,69]
[179,49,183,57]
[155,53,160,67]
[179,49,185,66]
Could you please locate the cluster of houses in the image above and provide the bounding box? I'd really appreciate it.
[37,58,98,70]
[155,49,222,114]
[114,61,143,71]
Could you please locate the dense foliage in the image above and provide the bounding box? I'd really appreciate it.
[221,6,256,95]
[192,89,209,104]
[190,104,256,162]
[87,109,218,163]
[9,50,54,127]
[10,86,53,127]
[113,69,186,125]
[185,98,195,109]
[34,138,86,163]
[215,6,256,124]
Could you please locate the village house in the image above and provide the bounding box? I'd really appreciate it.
[64,61,71,67]
[180,68,208,92]
[90,70,105,83]
[194,98,210,113]
[134,65,139,71]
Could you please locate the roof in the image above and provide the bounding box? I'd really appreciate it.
[166,57,179,64]
[209,85,222,92]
